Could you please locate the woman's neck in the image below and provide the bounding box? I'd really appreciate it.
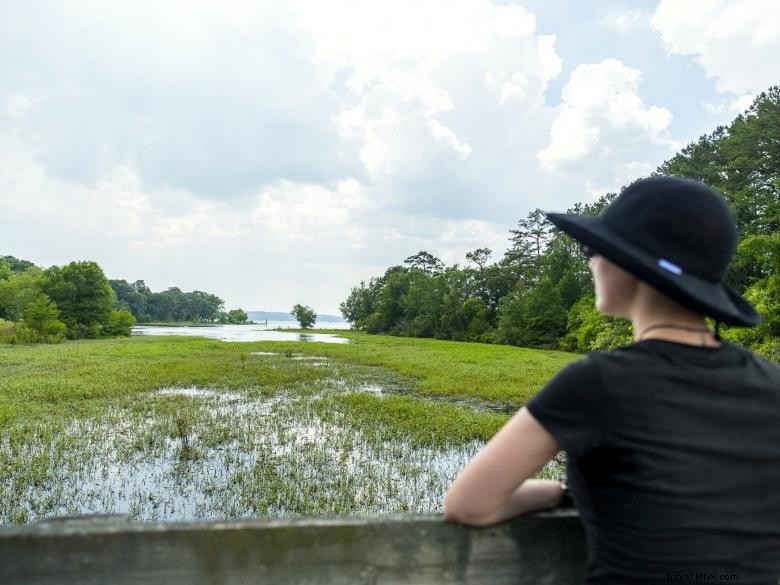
[630,289,720,347]
[634,321,720,347]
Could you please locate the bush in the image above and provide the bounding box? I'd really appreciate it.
[564,294,632,352]
[23,296,66,339]
[722,274,779,363]
[0,319,16,343]
[103,308,136,337]
[0,321,63,344]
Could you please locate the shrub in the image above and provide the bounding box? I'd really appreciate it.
[103,308,136,337]
[23,296,66,339]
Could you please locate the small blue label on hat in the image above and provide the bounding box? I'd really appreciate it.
[658,258,683,275]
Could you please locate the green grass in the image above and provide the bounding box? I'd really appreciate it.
[313,392,508,447]
[239,332,578,407]
[0,333,577,428]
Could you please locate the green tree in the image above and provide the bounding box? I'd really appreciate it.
[40,261,116,339]
[564,294,633,352]
[509,208,552,259]
[227,308,249,324]
[371,266,411,333]
[454,297,492,342]
[23,295,66,340]
[497,277,570,348]
[403,251,444,275]
[402,269,446,338]
[0,267,43,321]
[291,304,317,329]
[465,248,492,270]
[339,278,383,327]
[0,255,35,274]
[0,258,11,281]
[110,279,151,321]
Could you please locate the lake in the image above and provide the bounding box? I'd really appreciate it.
[132,321,351,343]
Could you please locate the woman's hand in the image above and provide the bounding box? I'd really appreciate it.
[443,407,561,526]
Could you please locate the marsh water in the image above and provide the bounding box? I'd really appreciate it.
[3,331,563,524]
[3,350,547,524]
[5,383,473,521]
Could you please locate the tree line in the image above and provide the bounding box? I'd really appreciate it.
[340,87,780,362]
[0,257,249,344]
[108,279,248,325]
[0,258,136,343]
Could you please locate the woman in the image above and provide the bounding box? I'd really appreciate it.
[444,176,780,583]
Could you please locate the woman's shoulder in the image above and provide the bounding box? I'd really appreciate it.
[587,339,780,389]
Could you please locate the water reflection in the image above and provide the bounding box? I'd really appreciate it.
[132,323,350,343]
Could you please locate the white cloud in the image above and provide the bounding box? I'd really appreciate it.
[601,8,647,32]
[702,93,757,116]
[438,219,508,264]
[651,0,780,95]
[368,214,508,268]
[485,72,530,103]
[539,108,601,169]
[584,161,655,202]
[537,35,563,83]
[293,0,539,85]
[335,75,459,180]
[426,120,473,160]
[538,59,673,171]
[250,178,367,245]
[4,93,41,120]
[0,136,244,251]
[730,93,757,113]
[303,0,561,189]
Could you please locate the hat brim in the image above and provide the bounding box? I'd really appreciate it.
[546,212,761,327]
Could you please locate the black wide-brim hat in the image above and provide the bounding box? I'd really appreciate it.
[545,176,761,327]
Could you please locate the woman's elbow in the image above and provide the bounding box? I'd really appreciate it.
[442,493,496,526]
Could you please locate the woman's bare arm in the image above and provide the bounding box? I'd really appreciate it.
[443,407,562,526]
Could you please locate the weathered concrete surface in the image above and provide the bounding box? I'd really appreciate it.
[0,511,585,584]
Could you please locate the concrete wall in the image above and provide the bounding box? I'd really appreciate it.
[0,510,586,584]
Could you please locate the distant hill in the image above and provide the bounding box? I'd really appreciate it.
[247,311,345,323]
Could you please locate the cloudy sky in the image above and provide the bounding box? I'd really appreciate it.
[1,1,778,315]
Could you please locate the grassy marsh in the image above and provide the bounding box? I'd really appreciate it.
[0,334,576,524]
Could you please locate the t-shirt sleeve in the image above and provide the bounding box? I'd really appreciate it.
[526,355,607,458]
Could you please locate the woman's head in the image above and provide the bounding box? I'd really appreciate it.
[546,176,761,327]
[589,253,707,324]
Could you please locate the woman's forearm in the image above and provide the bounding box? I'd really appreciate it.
[444,479,564,526]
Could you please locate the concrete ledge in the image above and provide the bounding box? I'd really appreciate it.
[0,510,586,584]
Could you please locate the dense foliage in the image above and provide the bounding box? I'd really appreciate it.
[340,87,780,361]
[0,257,135,342]
[109,280,250,324]
[0,256,251,344]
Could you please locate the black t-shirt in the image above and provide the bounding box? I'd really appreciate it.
[527,340,780,584]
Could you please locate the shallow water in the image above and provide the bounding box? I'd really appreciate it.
[0,383,482,522]
[1,354,562,524]
[133,324,350,343]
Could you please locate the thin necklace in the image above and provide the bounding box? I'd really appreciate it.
[638,323,714,346]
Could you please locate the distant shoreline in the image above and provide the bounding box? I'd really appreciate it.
[246,311,346,323]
